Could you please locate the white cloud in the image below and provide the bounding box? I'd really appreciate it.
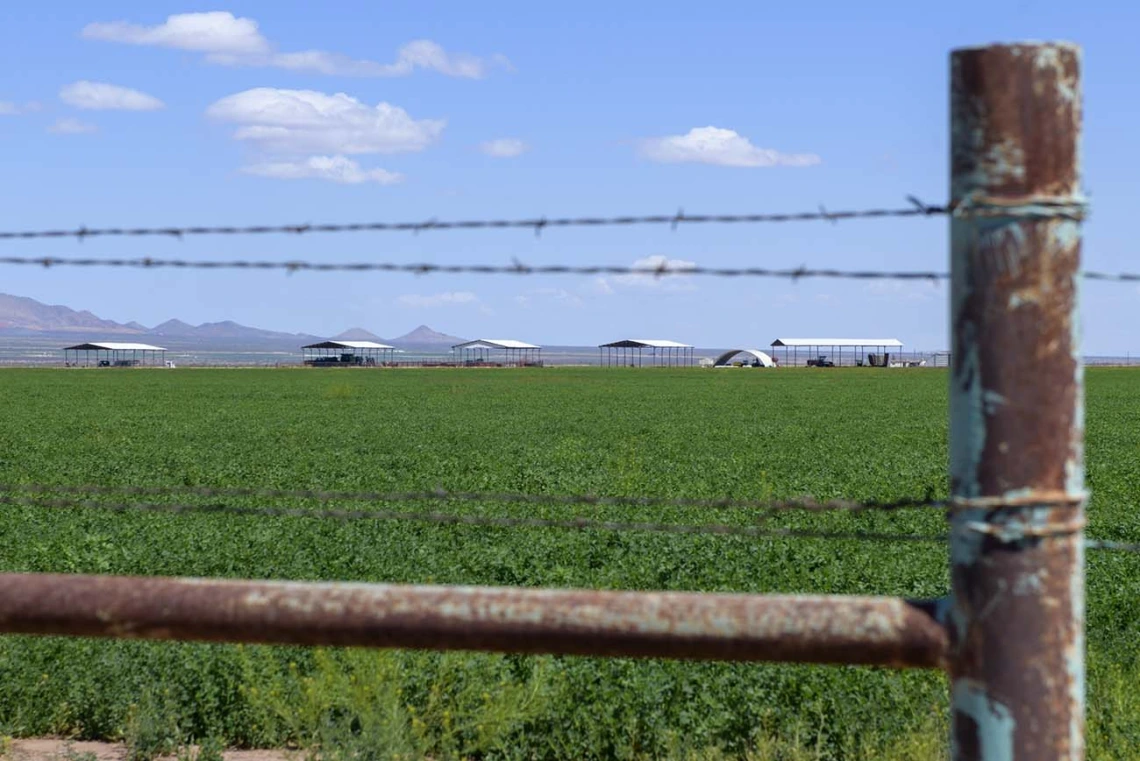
[397,291,479,308]
[0,101,41,116]
[268,40,493,78]
[594,256,699,295]
[480,138,529,158]
[207,88,443,155]
[242,155,403,185]
[48,118,98,135]
[639,126,820,168]
[82,12,505,78]
[60,81,164,111]
[82,12,269,55]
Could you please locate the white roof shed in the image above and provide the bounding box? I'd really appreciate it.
[598,339,693,349]
[598,339,695,367]
[768,338,904,367]
[302,340,397,350]
[62,342,168,367]
[770,338,903,348]
[63,342,167,351]
[452,339,541,350]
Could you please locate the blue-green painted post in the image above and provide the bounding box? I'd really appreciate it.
[949,42,1085,760]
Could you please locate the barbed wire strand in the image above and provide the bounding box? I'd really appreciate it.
[0,494,949,545]
[0,256,1133,283]
[0,201,947,242]
[4,487,1131,551]
[0,482,943,514]
[0,255,952,280]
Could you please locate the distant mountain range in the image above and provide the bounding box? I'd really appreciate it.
[331,325,464,346]
[0,293,466,348]
[0,293,132,334]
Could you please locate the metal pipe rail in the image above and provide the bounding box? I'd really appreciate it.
[0,573,948,669]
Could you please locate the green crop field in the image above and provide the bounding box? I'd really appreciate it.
[0,368,1137,760]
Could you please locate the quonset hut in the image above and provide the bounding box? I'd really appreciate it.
[713,349,777,367]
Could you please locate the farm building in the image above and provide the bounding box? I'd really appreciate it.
[302,340,398,367]
[713,349,777,368]
[452,339,543,367]
[598,339,695,367]
[63,342,167,367]
[769,338,903,367]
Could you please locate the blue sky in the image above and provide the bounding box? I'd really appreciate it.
[1,1,1137,352]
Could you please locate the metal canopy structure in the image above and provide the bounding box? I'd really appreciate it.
[302,340,398,367]
[713,349,777,368]
[452,339,542,367]
[598,339,694,368]
[63,342,167,368]
[769,338,903,367]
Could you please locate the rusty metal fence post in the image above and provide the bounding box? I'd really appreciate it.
[949,43,1085,760]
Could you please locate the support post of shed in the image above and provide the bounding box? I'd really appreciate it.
[948,42,1084,761]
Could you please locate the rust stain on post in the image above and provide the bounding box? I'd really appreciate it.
[950,43,1084,760]
[0,573,947,668]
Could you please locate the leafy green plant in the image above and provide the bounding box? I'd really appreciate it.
[124,689,183,761]
[0,368,1136,759]
[176,735,225,761]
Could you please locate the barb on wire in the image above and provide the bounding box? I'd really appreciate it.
[0,482,945,514]
[0,494,949,545]
[0,202,949,242]
[0,255,952,281]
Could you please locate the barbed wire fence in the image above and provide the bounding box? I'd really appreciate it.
[0,40,1131,761]
[0,199,1131,282]
[0,484,1133,551]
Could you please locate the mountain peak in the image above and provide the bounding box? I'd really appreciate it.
[333,327,387,342]
[149,319,197,335]
[391,325,465,346]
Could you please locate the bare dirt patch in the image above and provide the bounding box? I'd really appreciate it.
[5,739,295,761]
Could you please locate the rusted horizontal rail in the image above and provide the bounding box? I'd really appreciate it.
[0,573,948,668]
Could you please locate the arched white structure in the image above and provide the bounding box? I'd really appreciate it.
[713,349,776,368]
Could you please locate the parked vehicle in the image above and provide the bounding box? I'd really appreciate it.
[806,356,835,367]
